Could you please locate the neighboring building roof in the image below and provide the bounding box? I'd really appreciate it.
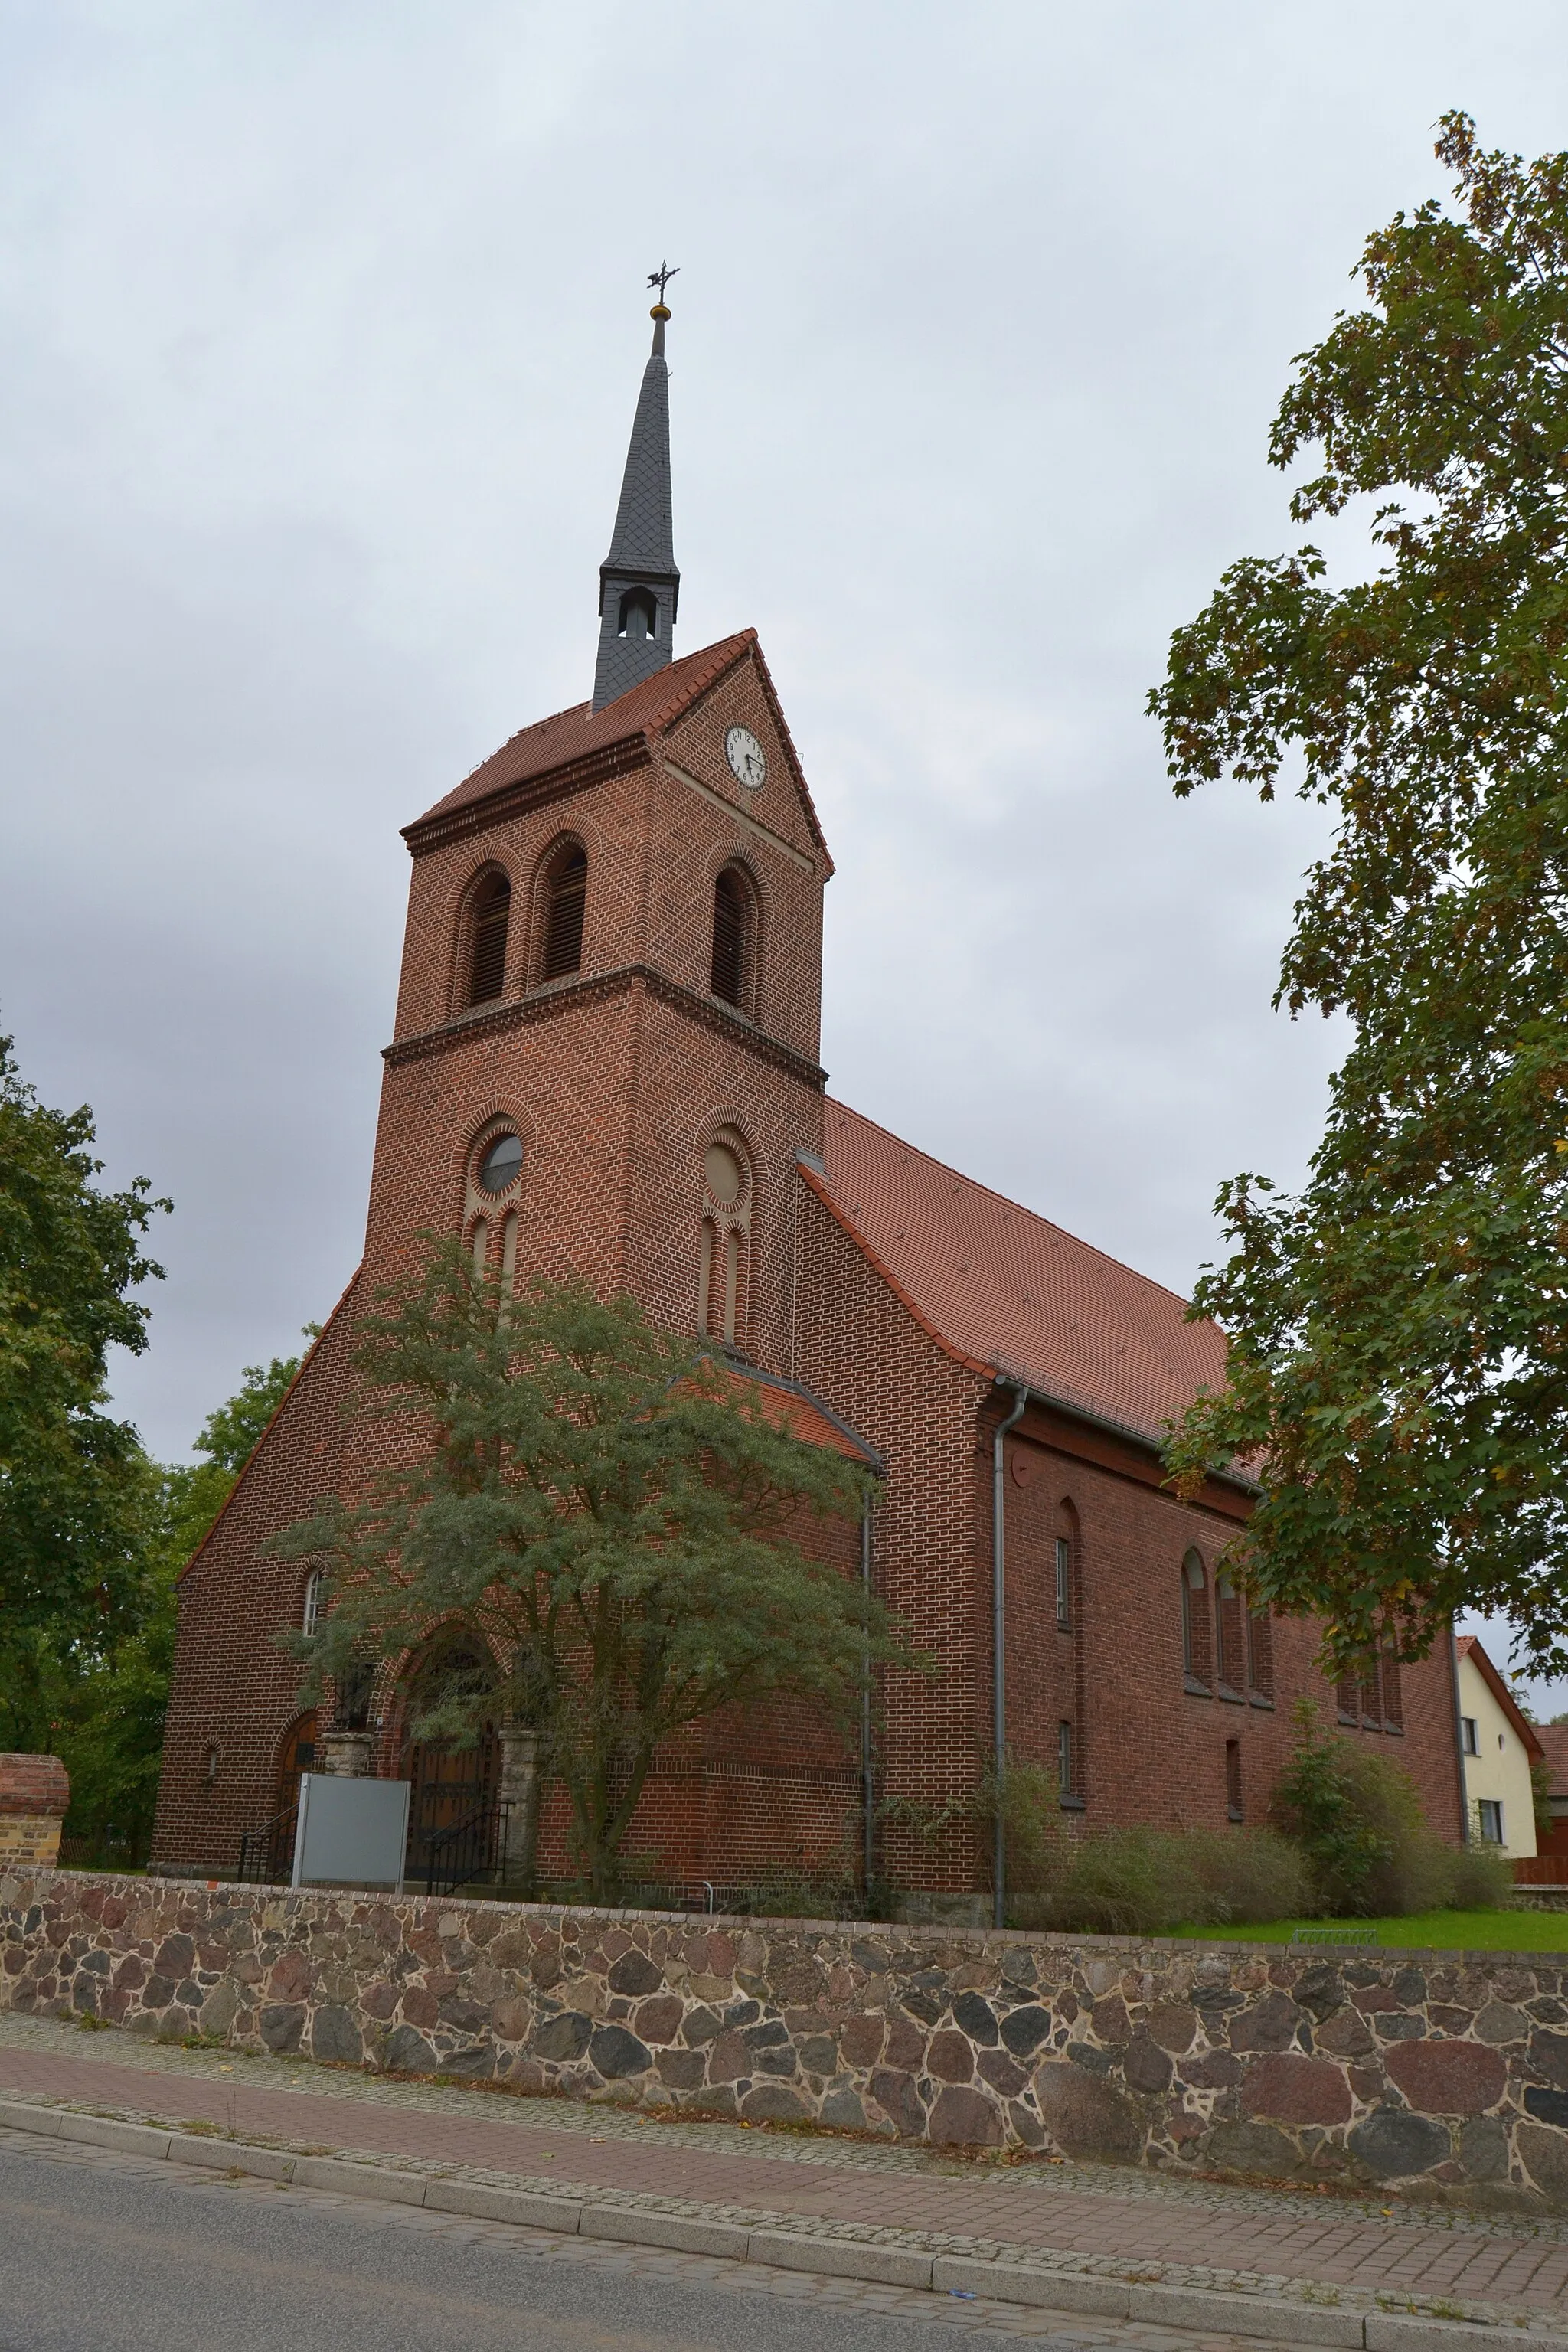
[405,632,827,861]
[808,1099,1230,1453]
[1537,1721,1568,1798]
[1455,1635,1545,1762]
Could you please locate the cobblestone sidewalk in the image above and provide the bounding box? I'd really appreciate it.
[3,2009,1568,2342]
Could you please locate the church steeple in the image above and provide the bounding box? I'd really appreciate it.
[592,273,681,712]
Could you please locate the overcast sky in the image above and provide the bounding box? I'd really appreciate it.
[3,3,1563,1697]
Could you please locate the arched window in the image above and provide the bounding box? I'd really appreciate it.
[1181,1550,1211,1690]
[302,1569,323,1638]
[1215,1569,1246,1694]
[1247,1599,1273,1702]
[541,845,587,982]
[617,586,657,642]
[710,867,751,1009]
[698,1134,750,1349]
[471,1217,488,1277]
[1382,1647,1403,1732]
[467,871,511,1006]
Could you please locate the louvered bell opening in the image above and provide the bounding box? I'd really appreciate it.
[710,872,745,1006]
[542,851,587,981]
[468,877,511,1004]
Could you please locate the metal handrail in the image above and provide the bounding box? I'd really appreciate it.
[416,1798,511,1898]
[237,1802,297,1885]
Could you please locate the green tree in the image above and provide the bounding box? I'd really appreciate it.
[0,1032,167,1657]
[7,1348,305,1863]
[278,1252,910,1902]
[1152,115,1568,1676]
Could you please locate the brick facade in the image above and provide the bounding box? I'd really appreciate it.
[150,632,1464,1891]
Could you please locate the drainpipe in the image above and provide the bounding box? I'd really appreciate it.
[992,1383,1028,1930]
[861,1501,874,1902]
[1450,1625,1471,1844]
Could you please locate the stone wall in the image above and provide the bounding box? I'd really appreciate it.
[8,1867,1568,2209]
[0,1756,69,1870]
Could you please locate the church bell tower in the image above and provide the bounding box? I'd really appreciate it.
[362,279,834,1378]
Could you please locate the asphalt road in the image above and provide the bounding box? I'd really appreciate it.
[0,2131,1095,2352]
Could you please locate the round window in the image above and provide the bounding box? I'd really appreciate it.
[477,1132,523,1194]
[704,1143,743,1205]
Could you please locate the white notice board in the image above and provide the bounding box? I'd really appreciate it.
[291,1773,410,1892]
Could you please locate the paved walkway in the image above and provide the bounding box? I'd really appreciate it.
[4,2012,1568,2334]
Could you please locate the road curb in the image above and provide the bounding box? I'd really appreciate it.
[2,2094,1564,2350]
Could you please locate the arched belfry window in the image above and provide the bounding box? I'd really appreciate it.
[710,867,753,1011]
[541,845,587,982]
[617,587,657,642]
[467,871,511,1006]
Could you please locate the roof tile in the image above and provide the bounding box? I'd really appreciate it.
[818,1099,1227,1443]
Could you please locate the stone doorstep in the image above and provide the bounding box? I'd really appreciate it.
[1,2096,1563,2352]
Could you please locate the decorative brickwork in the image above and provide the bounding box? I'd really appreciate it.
[0,1756,69,1868]
[7,1869,1568,2208]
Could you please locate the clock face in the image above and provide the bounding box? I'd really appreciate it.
[725,724,767,790]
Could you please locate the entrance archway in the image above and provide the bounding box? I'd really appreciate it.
[275,1711,318,1815]
[399,1637,499,1879]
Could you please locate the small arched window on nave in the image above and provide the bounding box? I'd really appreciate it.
[467,871,511,1006]
[541,844,588,982]
[1181,1549,1212,1691]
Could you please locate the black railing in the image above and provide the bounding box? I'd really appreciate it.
[237,1803,297,1886]
[416,1798,511,1898]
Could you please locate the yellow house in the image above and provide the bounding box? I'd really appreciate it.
[1455,1635,1541,1858]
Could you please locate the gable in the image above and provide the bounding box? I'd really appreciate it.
[658,640,830,873]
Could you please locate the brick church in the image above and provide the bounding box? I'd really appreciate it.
[150,295,1465,1905]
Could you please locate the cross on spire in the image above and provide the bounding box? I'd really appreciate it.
[647,260,679,305]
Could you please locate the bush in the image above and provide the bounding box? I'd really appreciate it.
[984,1756,1312,1935]
[1443,1840,1516,1909]
[1185,1825,1315,1924]
[1271,1699,1508,1916]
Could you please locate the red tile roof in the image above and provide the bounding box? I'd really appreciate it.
[721,1359,882,1467]
[810,1100,1229,1451]
[405,632,828,860]
[1535,1720,1568,1796]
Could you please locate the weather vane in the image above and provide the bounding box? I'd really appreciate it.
[647,261,679,304]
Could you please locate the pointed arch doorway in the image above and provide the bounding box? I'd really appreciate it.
[399,1636,501,1884]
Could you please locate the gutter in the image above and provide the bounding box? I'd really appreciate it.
[992,1382,1028,1931]
[861,1501,875,1901]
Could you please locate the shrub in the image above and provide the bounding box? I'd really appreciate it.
[1444,1840,1516,1909]
[1184,1826,1315,1925]
[1271,1699,1508,1916]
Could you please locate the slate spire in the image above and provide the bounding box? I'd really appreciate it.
[591,282,680,711]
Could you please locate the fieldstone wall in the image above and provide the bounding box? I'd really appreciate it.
[8,1867,1568,2210]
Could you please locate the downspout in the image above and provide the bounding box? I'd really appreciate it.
[1450,1625,1471,1844]
[992,1382,1028,1930]
[861,1500,874,1901]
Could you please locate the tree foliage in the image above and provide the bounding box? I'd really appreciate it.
[2,1348,305,1861]
[0,1033,167,1652]
[1152,115,1568,1674]
[278,1252,907,1901]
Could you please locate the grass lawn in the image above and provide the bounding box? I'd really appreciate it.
[1169,1909,1568,1952]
